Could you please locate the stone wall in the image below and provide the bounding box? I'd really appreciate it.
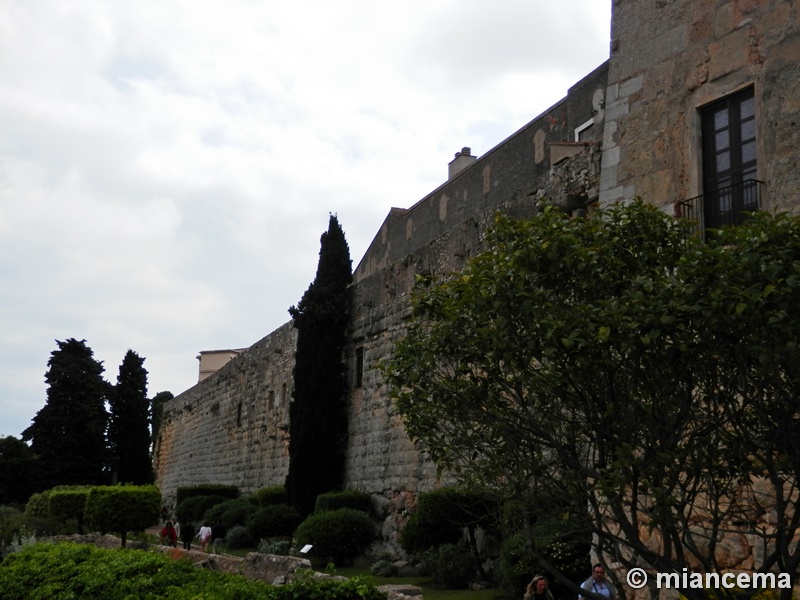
[154,322,296,499]
[600,0,800,214]
[154,63,608,528]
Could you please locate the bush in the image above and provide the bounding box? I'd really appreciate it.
[422,543,475,589]
[258,537,291,555]
[175,484,238,507]
[204,498,257,529]
[24,492,50,519]
[175,494,228,523]
[253,486,288,507]
[294,508,376,566]
[246,504,302,540]
[49,488,90,532]
[0,542,386,599]
[84,485,161,547]
[224,525,254,549]
[400,487,497,554]
[315,490,372,514]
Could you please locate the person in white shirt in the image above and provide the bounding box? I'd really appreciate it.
[579,564,618,600]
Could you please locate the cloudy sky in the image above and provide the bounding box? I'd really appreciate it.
[0,1,611,439]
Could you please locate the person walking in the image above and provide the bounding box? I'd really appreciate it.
[579,564,618,600]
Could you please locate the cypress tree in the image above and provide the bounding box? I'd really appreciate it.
[108,350,154,485]
[22,338,109,490]
[286,214,352,515]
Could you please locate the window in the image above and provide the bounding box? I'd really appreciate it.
[701,87,758,229]
[355,347,364,388]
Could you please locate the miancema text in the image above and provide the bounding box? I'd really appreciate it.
[657,570,792,589]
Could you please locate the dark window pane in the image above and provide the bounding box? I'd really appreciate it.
[716,151,730,172]
[714,108,729,130]
[716,130,729,150]
[740,97,755,119]
[740,119,756,141]
[741,141,756,164]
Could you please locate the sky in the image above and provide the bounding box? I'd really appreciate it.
[0,0,611,439]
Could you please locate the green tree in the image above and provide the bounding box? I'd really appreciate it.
[286,214,352,515]
[383,202,800,600]
[108,350,153,485]
[0,436,35,506]
[22,339,109,490]
[150,390,173,446]
[84,485,161,547]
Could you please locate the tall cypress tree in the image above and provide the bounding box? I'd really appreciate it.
[286,214,353,515]
[108,349,153,485]
[22,338,109,490]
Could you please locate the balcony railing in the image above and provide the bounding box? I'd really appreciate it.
[678,179,764,239]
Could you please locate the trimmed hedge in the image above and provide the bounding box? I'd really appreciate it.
[175,495,229,524]
[315,490,372,514]
[294,508,375,565]
[253,485,288,507]
[84,485,161,547]
[203,498,257,529]
[48,488,90,532]
[175,484,238,507]
[246,504,302,540]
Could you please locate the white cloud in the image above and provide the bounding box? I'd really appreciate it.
[0,0,611,438]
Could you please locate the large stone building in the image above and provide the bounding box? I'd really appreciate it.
[154,0,800,550]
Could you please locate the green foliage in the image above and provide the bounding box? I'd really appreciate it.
[258,536,291,555]
[175,494,229,523]
[294,508,376,565]
[252,485,288,506]
[246,504,302,539]
[203,498,257,529]
[420,543,475,589]
[400,487,495,555]
[0,506,25,558]
[48,488,89,532]
[0,542,387,600]
[175,484,238,507]
[383,202,800,596]
[84,485,161,546]
[22,339,109,490]
[0,436,35,506]
[24,492,51,519]
[108,350,153,485]
[223,524,254,549]
[287,214,353,515]
[315,490,372,514]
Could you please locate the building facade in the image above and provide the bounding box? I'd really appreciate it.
[153,0,800,553]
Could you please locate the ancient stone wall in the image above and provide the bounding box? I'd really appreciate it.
[600,0,800,214]
[154,63,608,521]
[154,322,296,501]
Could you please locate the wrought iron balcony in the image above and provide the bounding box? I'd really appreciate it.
[677,179,764,239]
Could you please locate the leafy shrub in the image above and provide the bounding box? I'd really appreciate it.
[24,492,50,519]
[294,508,376,566]
[204,498,257,528]
[175,484,238,506]
[224,524,254,549]
[84,485,161,546]
[253,485,288,507]
[315,490,372,514]
[370,558,396,577]
[175,494,228,523]
[49,488,90,532]
[421,543,474,589]
[246,504,302,540]
[0,542,386,599]
[258,536,291,555]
